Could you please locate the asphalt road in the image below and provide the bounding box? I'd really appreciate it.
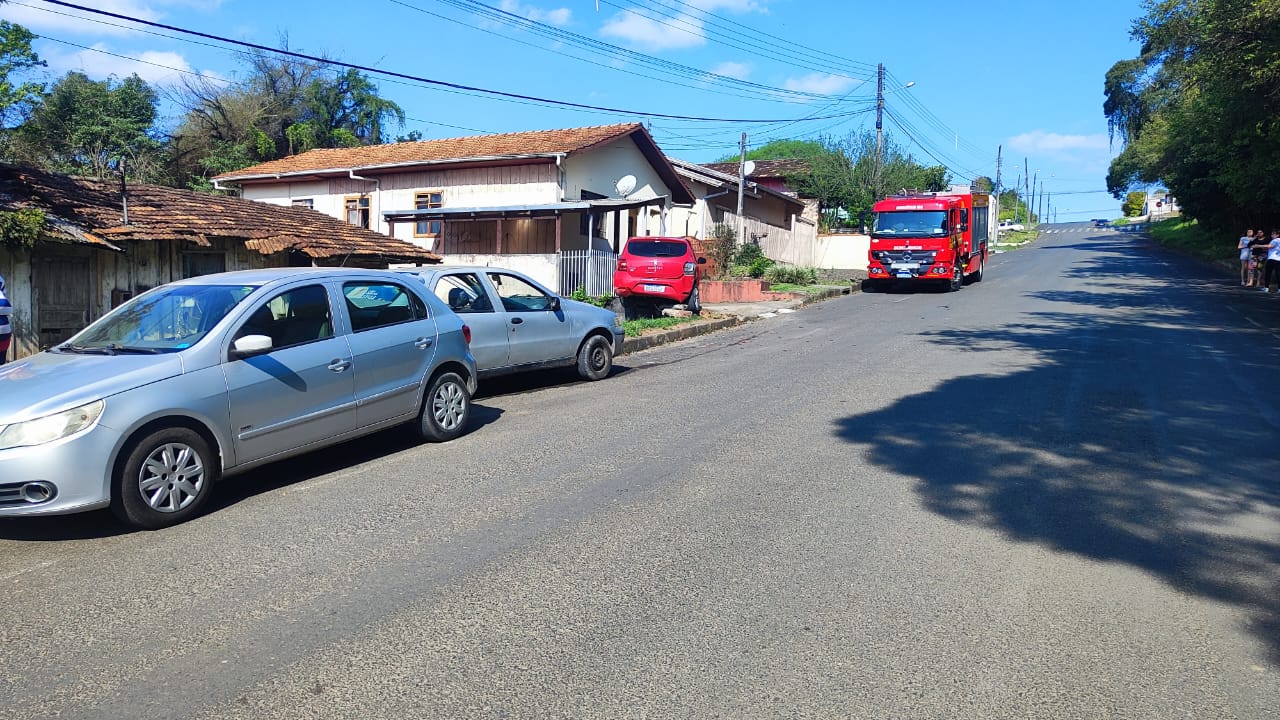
[2,222,1278,719]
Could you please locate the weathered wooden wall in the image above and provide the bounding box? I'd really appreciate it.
[0,239,284,360]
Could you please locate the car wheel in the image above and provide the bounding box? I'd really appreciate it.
[112,427,217,529]
[576,335,614,381]
[686,285,701,314]
[417,371,470,442]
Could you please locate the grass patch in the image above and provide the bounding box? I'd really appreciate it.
[622,315,703,336]
[769,282,844,295]
[1148,217,1233,263]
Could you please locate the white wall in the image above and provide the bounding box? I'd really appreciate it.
[563,140,669,211]
[436,253,560,290]
[240,164,560,241]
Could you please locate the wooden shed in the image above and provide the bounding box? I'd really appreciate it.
[0,165,441,359]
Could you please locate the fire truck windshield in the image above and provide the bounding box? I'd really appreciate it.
[872,211,948,237]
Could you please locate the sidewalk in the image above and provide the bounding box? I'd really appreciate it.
[621,286,850,354]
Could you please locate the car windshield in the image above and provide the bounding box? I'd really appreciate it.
[626,241,689,257]
[872,211,948,237]
[64,283,256,353]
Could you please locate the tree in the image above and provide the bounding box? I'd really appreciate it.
[0,20,45,153]
[13,72,163,181]
[1123,191,1147,217]
[169,52,404,190]
[1104,0,1280,231]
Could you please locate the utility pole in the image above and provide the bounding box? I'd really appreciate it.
[1040,186,1047,224]
[994,145,1003,230]
[736,131,747,245]
[875,63,886,201]
[1024,158,1030,224]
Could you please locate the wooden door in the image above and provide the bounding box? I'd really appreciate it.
[34,252,92,347]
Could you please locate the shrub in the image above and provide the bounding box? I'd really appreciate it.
[570,285,614,307]
[706,224,738,279]
[734,243,766,265]
[765,265,820,284]
[727,264,751,278]
[747,256,775,278]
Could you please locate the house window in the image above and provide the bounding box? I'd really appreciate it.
[345,196,371,228]
[292,198,314,209]
[415,191,443,238]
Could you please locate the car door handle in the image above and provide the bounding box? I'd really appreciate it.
[328,359,351,372]
[414,337,433,350]
[510,317,524,325]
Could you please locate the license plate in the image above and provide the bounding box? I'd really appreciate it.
[643,284,665,292]
[895,271,913,278]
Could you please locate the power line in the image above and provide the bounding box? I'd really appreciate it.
[30,0,869,124]
[598,0,874,80]
[614,0,878,75]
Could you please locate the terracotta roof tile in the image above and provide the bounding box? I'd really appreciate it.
[702,158,812,178]
[0,165,440,263]
[215,123,644,180]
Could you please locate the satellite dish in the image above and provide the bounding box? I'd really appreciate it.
[743,160,756,177]
[615,175,637,197]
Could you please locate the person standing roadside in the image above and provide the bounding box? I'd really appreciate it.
[0,274,12,364]
[1240,229,1255,286]
[1264,230,1280,293]
[1250,230,1269,287]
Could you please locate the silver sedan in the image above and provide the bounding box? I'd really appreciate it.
[0,267,478,529]
[398,266,624,381]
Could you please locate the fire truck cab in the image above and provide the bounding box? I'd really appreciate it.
[865,189,990,292]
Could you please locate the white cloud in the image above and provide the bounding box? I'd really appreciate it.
[599,0,768,51]
[783,73,858,95]
[42,44,200,86]
[708,61,751,80]
[1008,131,1110,155]
[6,0,223,36]
[498,0,572,26]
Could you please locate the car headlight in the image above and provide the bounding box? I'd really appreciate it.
[0,400,105,451]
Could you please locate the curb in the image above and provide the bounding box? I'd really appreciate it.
[619,285,851,355]
[622,316,743,354]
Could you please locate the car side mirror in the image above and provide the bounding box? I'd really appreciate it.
[231,334,273,358]
[548,296,562,312]
[697,257,707,264]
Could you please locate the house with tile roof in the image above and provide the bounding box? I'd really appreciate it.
[703,159,870,270]
[0,164,440,359]
[665,158,813,253]
[213,123,695,294]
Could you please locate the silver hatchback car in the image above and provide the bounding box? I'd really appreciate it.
[0,267,478,529]
[398,266,624,381]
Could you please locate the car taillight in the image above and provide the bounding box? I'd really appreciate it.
[683,261,695,275]
[462,323,472,345]
[617,258,629,271]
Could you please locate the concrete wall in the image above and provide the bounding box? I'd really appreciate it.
[438,253,560,290]
[759,232,869,270]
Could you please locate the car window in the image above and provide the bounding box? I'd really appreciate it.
[343,282,428,332]
[236,284,333,349]
[624,240,689,258]
[487,272,553,312]
[432,273,494,314]
[71,284,255,353]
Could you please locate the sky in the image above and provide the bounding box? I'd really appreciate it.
[3,0,1149,221]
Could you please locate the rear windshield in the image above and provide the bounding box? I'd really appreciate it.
[626,240,689,257]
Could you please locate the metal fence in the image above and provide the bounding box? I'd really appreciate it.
[558,248,617,297]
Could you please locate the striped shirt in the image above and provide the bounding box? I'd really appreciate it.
[0,276,12,342]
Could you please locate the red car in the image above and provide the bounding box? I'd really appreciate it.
[613,236,707,313]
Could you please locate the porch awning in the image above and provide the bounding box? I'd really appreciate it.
[382,196,666,223]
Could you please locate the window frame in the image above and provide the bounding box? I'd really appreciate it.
[414,191,444,238]
[344,195,371,229]
[341,281,429,333]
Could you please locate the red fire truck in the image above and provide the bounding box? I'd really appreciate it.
[864,189,990,292]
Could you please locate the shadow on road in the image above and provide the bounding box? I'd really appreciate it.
[0,403,505,542]
[835,238,1280,663]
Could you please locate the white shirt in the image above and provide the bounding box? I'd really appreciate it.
[1268,238,1280,262]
